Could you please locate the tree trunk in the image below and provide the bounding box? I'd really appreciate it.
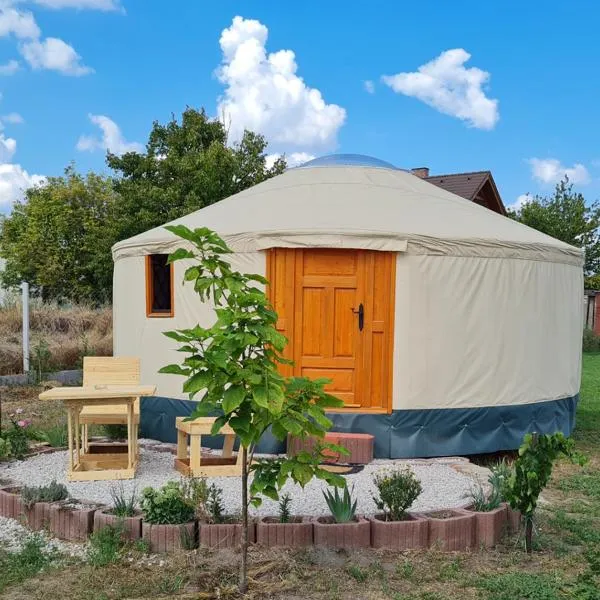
[239,446,249,594]
[525,516,533,554]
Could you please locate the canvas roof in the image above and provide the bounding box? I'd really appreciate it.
[112,159,583,266]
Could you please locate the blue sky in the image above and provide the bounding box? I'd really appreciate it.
[0,0,598,212]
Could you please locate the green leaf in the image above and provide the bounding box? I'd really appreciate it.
[182,371,211,395]
[210,416,228,435]
[167,247,195,263]
[252,386,269,409]
[158,364,191,376]
[223,385,246,414]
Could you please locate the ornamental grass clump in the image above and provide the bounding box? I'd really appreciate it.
[470,458,513,512]
[109,483,137,518]
[323,485,357,523]
[140,481,195,525]
[372,467,422,521]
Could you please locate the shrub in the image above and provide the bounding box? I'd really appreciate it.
[206,483,225,524]
[278,493,292,523]
[140,482,195,525]
[323,485,357,523]
[21,480,68,509]
[1,412,31,459]
[372,467,422,521]
[102,424,128,440]
[109,483,137,518]
[179,478,209,520]
[583,328,600,353]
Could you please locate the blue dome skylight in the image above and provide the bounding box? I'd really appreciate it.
[298,153,399,170]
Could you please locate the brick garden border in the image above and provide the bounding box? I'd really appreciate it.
[0,483,520,552]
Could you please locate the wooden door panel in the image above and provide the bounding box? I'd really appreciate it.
[267,247,395,413]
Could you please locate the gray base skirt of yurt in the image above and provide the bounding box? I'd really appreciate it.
[140,395,578,459]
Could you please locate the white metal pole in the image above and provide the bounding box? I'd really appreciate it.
[21,281,29,374]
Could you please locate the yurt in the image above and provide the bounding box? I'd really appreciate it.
[112,154,584,458]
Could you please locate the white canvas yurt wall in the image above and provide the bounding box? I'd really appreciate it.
[112,155,584,457]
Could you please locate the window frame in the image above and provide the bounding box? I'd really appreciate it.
[145,254,174,318]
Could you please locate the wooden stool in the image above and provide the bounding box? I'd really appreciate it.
[174,417,243,477]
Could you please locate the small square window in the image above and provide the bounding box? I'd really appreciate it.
[146,254,173,317]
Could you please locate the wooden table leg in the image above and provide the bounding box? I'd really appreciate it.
[190,434,201,474]
[222,434,235,458]
[127,399,134,470]
[66,404,74,475]
[74,404,81,460]
[177,429,187,461]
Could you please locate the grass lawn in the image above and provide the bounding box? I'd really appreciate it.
[1,357,600,599]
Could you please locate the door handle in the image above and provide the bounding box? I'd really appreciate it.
[352,303,364,331]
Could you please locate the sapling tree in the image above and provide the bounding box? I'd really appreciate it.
[506,432,587,553]
[160,225,347,593]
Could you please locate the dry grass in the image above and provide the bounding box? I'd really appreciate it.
[0,301,112,376]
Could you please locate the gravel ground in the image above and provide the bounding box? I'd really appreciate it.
[0,447,477,517]
[0,516,85,558]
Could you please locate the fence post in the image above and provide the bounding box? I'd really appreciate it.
[21,281,29,374]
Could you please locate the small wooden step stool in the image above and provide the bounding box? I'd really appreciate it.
[287,432,374,464]
[174,417,243,477]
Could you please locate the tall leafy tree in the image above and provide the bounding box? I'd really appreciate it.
[509,177,600,282]
[108,107,286,240]
[0,167,118,303]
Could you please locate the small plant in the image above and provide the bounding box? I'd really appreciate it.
[206,483,225,524]
[323,485,357,523]
[30,338,51,384]
[87,523,126,567]
[506,432,587,553]
[372,467,422,521]
[179,477,209,519]
[278,493,292,523]
[42,423,68,448]
[21,480,68,509]
[489,459,512,502]
[109,483,137,518]
[1,410,32,459]
[140,481,195,525]
[347,565,368,582]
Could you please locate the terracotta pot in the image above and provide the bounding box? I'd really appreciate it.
[142,521,197,552]
[506,506,522,534]
[313,516,371,549]
[23,501,55,531]
[199,522,256,549]
[369,513,428,550]
[256,517,313,547]
[464,504,507,548]
[422,509,475,551]
[49,501,101,541]
[0,487,22,520]
[93,509,143,541]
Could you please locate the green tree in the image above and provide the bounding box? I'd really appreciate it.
[160,226,346,594]
[509,177,600,282]
[0,166,118,303]
[108,107,285,240]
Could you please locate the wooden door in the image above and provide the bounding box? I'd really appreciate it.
[267,248,395,413]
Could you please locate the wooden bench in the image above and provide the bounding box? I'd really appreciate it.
[174,417,243,477]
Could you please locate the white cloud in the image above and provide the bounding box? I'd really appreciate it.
[0,133,16,161]
[0,163,44,208]
[77,114,143,155]
[381,48,499,130]
[364,80,375,94]
[0,59,19,74]
[19,37,93,75]
[528,158,590,185]
[216,16,346,151]
[2,112,23,124]
[508,193,533,212]
[0,6,40,39]
[265,151,315,169]
[27,0,121,10]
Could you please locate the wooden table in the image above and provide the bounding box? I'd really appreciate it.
[174,417,243,477]
[39,385,156,481]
